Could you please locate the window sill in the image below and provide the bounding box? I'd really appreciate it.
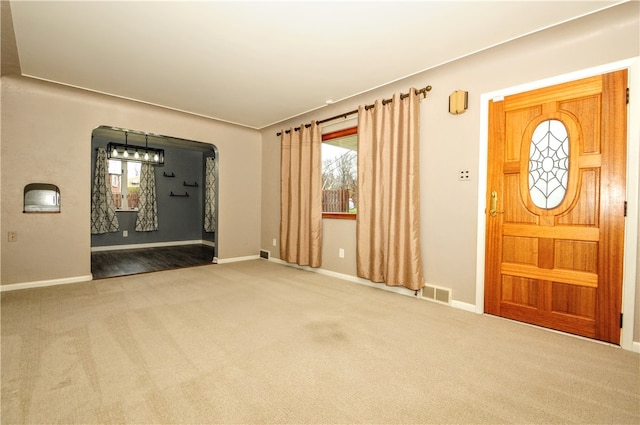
[115,208,139,212]
[322,213,356,220]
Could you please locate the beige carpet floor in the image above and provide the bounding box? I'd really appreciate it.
[1,260,639,424]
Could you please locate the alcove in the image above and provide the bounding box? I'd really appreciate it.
[23,183,61,213]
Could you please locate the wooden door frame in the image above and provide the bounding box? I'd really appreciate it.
[475,58,640,352]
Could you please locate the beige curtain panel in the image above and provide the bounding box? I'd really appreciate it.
[280,121,323,267]
[356,89,425,290]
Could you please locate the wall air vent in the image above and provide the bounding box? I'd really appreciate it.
[421,284,451,305]
[259,249,270,260]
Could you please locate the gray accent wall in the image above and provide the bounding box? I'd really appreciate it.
[91,134,215,248]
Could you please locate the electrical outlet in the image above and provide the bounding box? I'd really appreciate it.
[123,230,128,237]
[339,248,345,258]
[8,232,17,242]
[458,170,470,181]
[272,238,277,246]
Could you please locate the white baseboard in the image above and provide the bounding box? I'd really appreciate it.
[5,256,637,354]
[451,300,477,313]
[0,251,250,291]
[91,239,215,252]
[217,255,260,264]
[268,257,414,296]
[266,257,479,304]
[0,275,93,292]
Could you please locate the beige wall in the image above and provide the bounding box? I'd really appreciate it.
[260,3,640,338]
[1,2,638,347]
[1,76,262,285]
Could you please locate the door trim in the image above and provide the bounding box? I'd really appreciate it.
[475,57,640,351]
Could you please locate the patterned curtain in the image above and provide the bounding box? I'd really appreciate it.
[91,148,119,234]
[135,162,158,232]
[204,156,217,232]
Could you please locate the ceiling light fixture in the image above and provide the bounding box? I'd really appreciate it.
[107,132,165,166]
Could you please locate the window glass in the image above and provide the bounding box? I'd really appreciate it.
[108,160,121,175]
[322,130,357,215]
[108,159,141,210]
[127,161,141,210]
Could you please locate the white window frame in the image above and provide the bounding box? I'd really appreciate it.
[108,159,140,211]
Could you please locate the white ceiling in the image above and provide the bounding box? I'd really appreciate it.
[8,1,623,129]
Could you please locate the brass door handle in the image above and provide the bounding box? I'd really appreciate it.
[490,191,504,217]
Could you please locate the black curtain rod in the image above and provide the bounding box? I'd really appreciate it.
[276,85,432,136]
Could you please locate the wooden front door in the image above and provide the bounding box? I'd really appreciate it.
[484,70,627,344]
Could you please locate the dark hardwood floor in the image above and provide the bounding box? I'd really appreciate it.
[91,244,215,279]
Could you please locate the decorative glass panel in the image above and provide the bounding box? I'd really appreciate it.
[529,119,569,209]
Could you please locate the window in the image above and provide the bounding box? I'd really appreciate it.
[322,127,357,219]
[108,159,141,210]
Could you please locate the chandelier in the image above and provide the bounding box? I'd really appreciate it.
[107,132,165,166]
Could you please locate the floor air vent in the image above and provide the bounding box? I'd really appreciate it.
[259,249,270,260]
[421,284,451,305]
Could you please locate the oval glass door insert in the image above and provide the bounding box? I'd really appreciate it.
[529,119,569,209]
